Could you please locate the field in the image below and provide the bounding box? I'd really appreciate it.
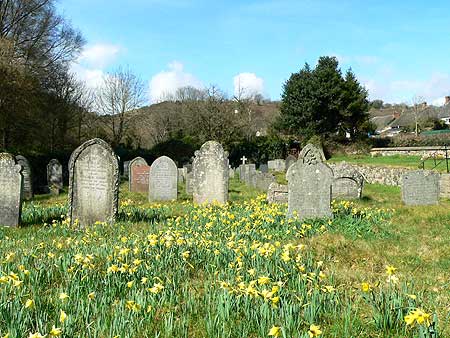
[328,154,449,172]
[0,178,449,337]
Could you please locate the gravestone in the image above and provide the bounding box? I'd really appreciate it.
[149,156,178,202]
[68,138,119,227]
[247,164,257,187]
[268,159,286,172]
[285,155,297,170]
[123,161,131,178]
[186,172,193,195]
[47,159,63,195]
[0,153,23,227]
[239,164,244,182]
[192,141,229,204]
[183,163,192,173]
[287,144,333,220]
[229,167,235,179]
[255,172,276,191]
[332,162,364,200]
[16,155,33,200]
[178,167,187,183]
[402,170,440,206]
[129,157,149,192]
[259,164,269,173]
[267,182,288,204]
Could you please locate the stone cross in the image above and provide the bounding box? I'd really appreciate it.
[193,141,229,204]
[287,144,333,220]
[240,156,247,165]
[68,138,119,227]
[0,153,23,227]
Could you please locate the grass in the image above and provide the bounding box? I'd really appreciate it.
[0,178,448,337]
[329,154,450,172]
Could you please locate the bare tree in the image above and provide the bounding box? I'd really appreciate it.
[411,95,426,136]
[95,67,145,146]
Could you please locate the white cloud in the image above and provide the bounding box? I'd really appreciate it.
[70,43,122,88]
[233,72,264,99]
[149,61,203,103]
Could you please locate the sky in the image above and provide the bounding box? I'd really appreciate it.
[59,0,450,105]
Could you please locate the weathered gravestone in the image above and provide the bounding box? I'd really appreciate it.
[246,164,257,187]
[285,155,297,170]
[149,156,178,202]
[47,159,63,195]
[183,163,192,173]
[129,157,149,193]
[178,167,187,183]
[68,139,119,227]
[259,164,269,173]
[255,172,276,191]
[0,153,23,227]
[186,172,193,195]
[332,162,364,200]
[229,167,235,179]
[192,141,229,204]
[287,144,333,220]
[402,170,440,206]
[267,182,288,204]
[268,159,286,172]
[123,161,131,178]
[16,155,33,200]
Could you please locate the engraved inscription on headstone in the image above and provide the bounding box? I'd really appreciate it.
[267,182,288,204]
[0,153,23,227]
[287,144,333,220]
[149,156,177,202]
[402,170,440,206]
[16,155,33,200]
[68,138,119,227]
[192,141,229,204]
[332,162,364,200]
[47,159,63,195]
[129,157,148,192]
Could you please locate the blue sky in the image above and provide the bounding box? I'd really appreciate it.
[60,0,450,105]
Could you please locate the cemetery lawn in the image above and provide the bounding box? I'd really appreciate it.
[0,180,449,337]
[329,154,450,172]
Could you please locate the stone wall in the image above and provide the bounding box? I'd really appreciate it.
[329,163,450,199]
[370,146,449,158]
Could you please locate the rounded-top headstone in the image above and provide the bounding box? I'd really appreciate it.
[332,162,365,200]
[0,153,23,227]
[287,144,333,220]
[192,141,229,204]
[16,155,33,200]
[47,159,63,194]
[148,156,178,202]
[68,138,119,227]
[128,157,149,192]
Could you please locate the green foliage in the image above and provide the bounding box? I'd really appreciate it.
[276,56,370,141]
[227,136,287,167]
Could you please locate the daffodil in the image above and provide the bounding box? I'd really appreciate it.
[385,265,396,276]
[59,309,67,323]
[59,292,69,302]
[25,298,35,309]
[49,326,62,337]
[88,292,95,300]
[361,282,371,292]
[268,326,281,337]
[308,324,322,337]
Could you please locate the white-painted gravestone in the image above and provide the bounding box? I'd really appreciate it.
[149,156,178,202]
[402,170,440,206]
[16,155,33,200]
[287,144,333,220]
[47,159,63,195]
[68,139,119,227]
[192,141,229,204]
[0,153,23,227]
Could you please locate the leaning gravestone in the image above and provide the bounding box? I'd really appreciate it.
[285,155,297,170]
[192,141,229,204]
[68,138,119,227]
[402,170,440,206]
[47,159,63,195]
[16,155,33,200]
[267,182,288,204]
[0,153,23,227]
[287,144,333,220]
[268,159,286,172]
[149,156,178,202]
[332,162,364,200]
[129,157,148,192]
